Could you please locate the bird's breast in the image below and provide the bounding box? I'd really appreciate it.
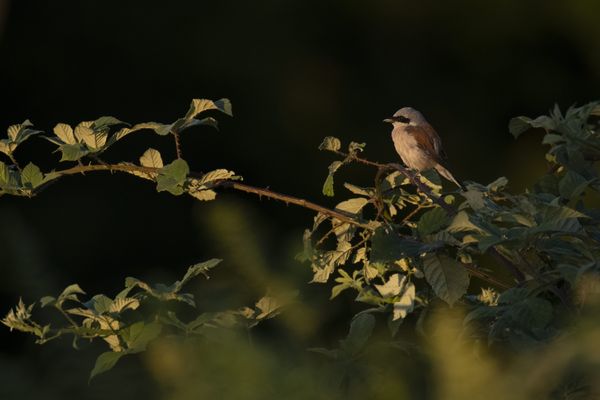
[391,129,436,171]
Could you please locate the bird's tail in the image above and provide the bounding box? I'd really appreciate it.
[434,163,464,190]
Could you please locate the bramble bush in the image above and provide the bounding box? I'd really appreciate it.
[2,98,600,398]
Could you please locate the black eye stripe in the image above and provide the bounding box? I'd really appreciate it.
[395,116,410,123]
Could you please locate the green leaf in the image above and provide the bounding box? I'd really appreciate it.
[89,351,125,382]
[423,254,470,306]
[112,122,172,142]
[92,116,127,130]
[417,207,449,236]
[59,143,89,161]
[508,297,553,329]
[558,170,589,199]
[20,163,44,188]
[509,115,555,138]
[53,123,77,144]
[340,313,375,356]
[175,258,222,291]
[318,136,341,151]
[322,160,343,197]
[370,228,430,263]
[156,159,189,195]
[322,174,335,197]
[139,148,163,168]
[127,321,162,353]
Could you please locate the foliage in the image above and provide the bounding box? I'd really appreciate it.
[302,101,600,345]
[2,98,600,395]
[2,258,293,380]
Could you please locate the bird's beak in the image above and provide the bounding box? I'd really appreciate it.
[383,118,394,123]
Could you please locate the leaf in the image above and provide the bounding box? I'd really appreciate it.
[0,161,9,185]
[509,115,555,138]
[139,148,163,168]
[393,282,415,321]
[113,122,172,142]
[417,207,449,236]
[335,197,369,215]
[370,228,430,263]
[7,120,41,146]
[330,283,351,299]
[90,351,125,381]
[423,254,470,306]
[322,174,335,197]
[156,159,189,195]
[59,143,89,161]
[508,297,553,329]
[198,169,236,184]
[20,163,44,188]
[375,273,404,297]
[558,170,589,199]
[176,259,221,290]
[39,296,56,308]
[92,116,127,130]
[341,313,375,356]
[127,321,162,353]
[318,136,341,152]
[53,123,76,144]
[255,292,297,320]
[184,98,233,119]
[60,283,86,298]
[343,183,373,196]
[188,189,217,201]
[447,211,486,233]
[322,160,343,197]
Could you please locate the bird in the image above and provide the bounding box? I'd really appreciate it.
[384,107,463,189]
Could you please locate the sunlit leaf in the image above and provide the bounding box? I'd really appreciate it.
[139,148,163,169]
[318,136,341,152]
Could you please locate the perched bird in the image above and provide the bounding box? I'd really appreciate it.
[384,107,463,189]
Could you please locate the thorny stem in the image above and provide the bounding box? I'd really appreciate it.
[172,130,183,159]
[37,163,373,229]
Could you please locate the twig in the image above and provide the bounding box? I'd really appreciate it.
[462,263,511,290]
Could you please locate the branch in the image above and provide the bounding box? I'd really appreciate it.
[37,163,373,230]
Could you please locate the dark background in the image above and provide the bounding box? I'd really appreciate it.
[1,1,599,398]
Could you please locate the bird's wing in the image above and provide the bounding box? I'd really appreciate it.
[406,124,444,162]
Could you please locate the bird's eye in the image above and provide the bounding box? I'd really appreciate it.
[396,116,410,123]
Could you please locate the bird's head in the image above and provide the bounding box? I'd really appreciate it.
[383,107,427,126]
